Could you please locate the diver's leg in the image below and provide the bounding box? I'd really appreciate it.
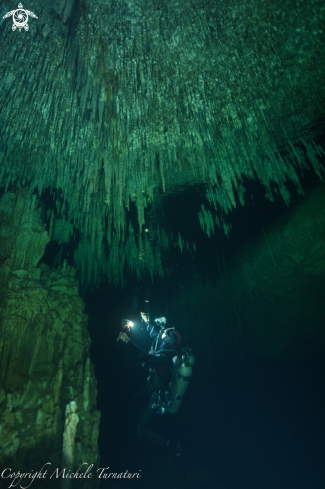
[137,393,180,456]
[137,391,167,447]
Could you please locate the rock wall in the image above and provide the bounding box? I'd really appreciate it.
[0,189,100,488]
[231,185,325,358]
[176,185,325,360]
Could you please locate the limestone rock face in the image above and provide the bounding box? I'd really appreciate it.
[0,189,100,487]
[233,185,325,357]
[177,185,325,359]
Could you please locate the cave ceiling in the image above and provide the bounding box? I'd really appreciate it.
[0,0,324,287]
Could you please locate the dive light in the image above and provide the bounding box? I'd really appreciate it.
[121,318,133,332]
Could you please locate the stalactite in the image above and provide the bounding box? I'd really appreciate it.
[0,0,324,288]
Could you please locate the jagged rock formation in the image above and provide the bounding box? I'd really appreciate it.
[0,189,100,488]
[176,185,325,360]
[0,0,324,288]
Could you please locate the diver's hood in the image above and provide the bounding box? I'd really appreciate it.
[160,329,182,349]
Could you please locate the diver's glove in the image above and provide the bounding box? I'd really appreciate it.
[117,332,130,343]
[140,312,149,323]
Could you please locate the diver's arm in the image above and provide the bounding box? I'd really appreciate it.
[126,339,148,359]
[118,331,169,366]
[126,339,169,367]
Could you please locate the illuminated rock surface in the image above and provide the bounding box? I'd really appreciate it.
[0,190,100,488]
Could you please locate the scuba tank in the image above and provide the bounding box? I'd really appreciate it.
[166,347,195,414]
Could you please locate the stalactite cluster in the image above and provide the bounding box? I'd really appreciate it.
[73,220,194,288]
[0,0,324,287]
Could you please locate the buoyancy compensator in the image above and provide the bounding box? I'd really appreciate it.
[166,347,195,414]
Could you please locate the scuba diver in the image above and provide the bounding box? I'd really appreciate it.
[117,313,195,458]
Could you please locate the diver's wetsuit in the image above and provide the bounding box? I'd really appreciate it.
[127,339,176,448]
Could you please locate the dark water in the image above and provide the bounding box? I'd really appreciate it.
[88,309,324,489]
